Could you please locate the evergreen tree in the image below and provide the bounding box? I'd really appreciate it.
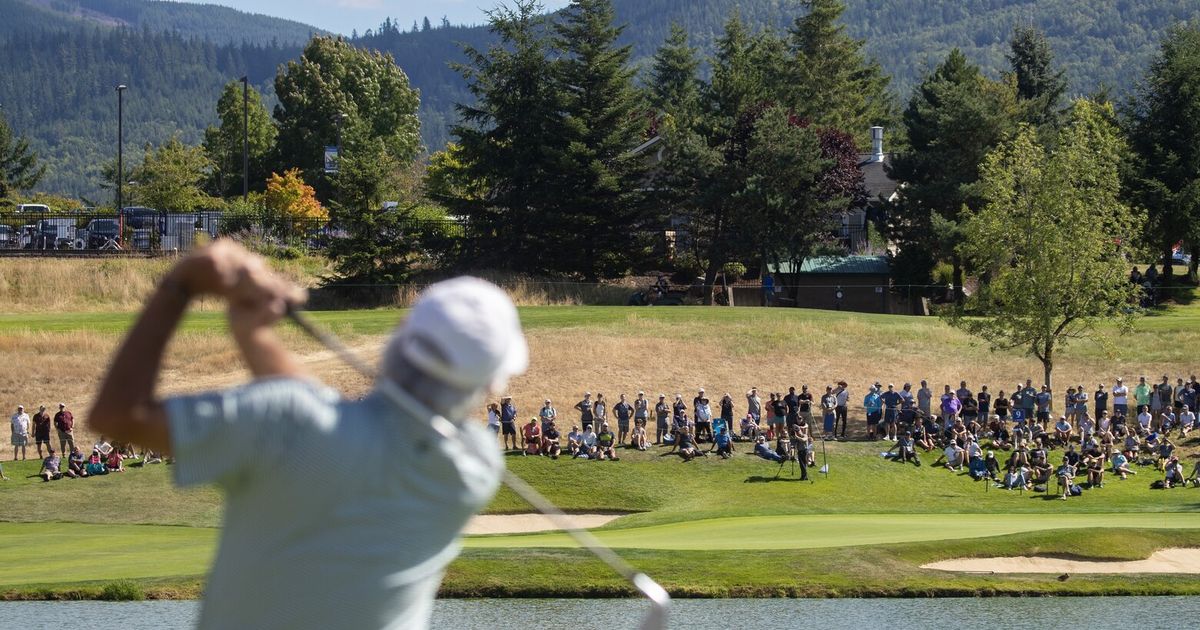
[202,80,277,198]
[888,49,1018,299]
[1125,24,1200,284]
[784,0,897,143]
[442,0,569,271]
[648,23,701,133]
[273,36,421,203]
[422,17,432,32]
[0,110,45,199]
[552,0,650,278]
[1007,26,1068,131]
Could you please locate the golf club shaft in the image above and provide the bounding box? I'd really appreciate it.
[285,307,670,628]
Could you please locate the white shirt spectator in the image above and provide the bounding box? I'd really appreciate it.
[1137,410,1153,429]
[1180,409,1196,428]
[1113,384,1128,405]
[11,411,30,438]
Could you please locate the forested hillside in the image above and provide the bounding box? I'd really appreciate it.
[5,0,1199,198]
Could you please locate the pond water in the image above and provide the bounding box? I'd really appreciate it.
[1,596,1195,629]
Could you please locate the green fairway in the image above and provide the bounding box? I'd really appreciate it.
[465,512,1197,550]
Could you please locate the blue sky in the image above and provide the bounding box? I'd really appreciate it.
[182,1,571,35]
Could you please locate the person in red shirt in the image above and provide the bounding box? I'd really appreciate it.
[54,403,75,455]
[522,418,541,456]
[32,406,52,458]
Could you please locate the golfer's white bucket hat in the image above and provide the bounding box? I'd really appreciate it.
[389,276,528,392]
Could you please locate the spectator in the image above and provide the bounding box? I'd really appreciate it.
[961,392,979,429]
[1136,406,1153,433]
[541,421,562,458]
[880,384,901,442]
[977,385,991,421]
[917,380,932,419]
[673,429,700,462]
[522,418,541,456]
[66,445,86,478]
[797,385,813,425]
[956,381,972,405]
[595,423,618,461]
[106,448,124,472]
[654,394,670,444]
[982,451,1000,481]
[1078,411,1095,444]
[1094,383,1109,419]
[740,414,760,441]
[1179,405,1196,438]
[1054,416,1073,446]
[834,381,849,439]
[1112,378,1129,418]
[719,393,735,434]
[887,431,920,466]
[11,405,29,461]
[0,460,7,481]
[692,390,712,442]
[899,383,916,429]
[788,427,809,480]
[31,406,51,458]
[993,390,1010,422]
[500,396,518,450]
[1082,448,1104,488]
[1056,457,1077,500]
[1035,386,1053,430]
[940,386,961,430]
[486,403,501,437]
[85,449,107,476]
[53,403,75,455]
[820,386,837,439]
[39,448,62,481]
[630,419,648,452]
[1064,387,1078,426]
[593,393,608,428]
[768,393,787,439]
[633,392,650,437]
[912,420,934,452]
[1134,377,1152,415]
[863,386,882,441]
[575,426,598,459]
[1111,451,1137,480]
[784,387,800,427]
[935,441,965,471]
[752,435,782,462]
[1019,379,1038,424]
[539,399,558,435]
[614,394,634,445]
[575,392,594,432]
[1163,455,1185,488]
[711,426,734,459]
[566,426,583,457]
[1154,375,1173,419]
[1188,460,1200,488]
[672,394,687,427]
[746,388,762,424]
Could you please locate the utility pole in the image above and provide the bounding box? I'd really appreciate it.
[241,76,249,201]
[116,84,127,211]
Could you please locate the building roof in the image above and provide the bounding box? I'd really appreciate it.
[857,154,899,202]
[769,255,890,275]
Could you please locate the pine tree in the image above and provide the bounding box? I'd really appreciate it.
[784,0,897,143]
[552,0,650,278]
[888,49,1019,298]
[648,23,701,133]
[0,110,45,198]
[1007,26,1068,132]
[202,80,277,198]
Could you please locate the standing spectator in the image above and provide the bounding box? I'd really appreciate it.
[614,394,634,445]
[768,393,787,439]
[672,394,687,426]
[539,399,557,435]
[486,403,501,437]
[1073,385,1088,424]
[1133,377,1152,414]
[881,384,902,442]
[1112,378,1129,418]
[955,381,972,405]
[762,273,775,306]
[940,385,961,430]
[977,385,991,422]
[1035,386,1053,430]
[1094,384,1109,420]
[31,406,51,458]
[54,403,75,455]
[746,388,762,424]
[1154,375,1173,418]
[1173,377,1187,416]
[1179,381,1197,421]
[719,393,734,434]
[692,389,712,442]
[633,392,649,435]
[1019,379,1038,422]
[500,396,518,450]
[784,387,800,427]
[654,394,669,444]
[863,386,882,441]
[575,392,594,432]
[11,405,30,461]
[899,383,916,428]
[1063,387,1078,426]
[797,385,813,425]
[820,386,837,439]
[592,393,608,428]
[993,390,1009,422]
[833,381,849,439]
[917,380,933,419]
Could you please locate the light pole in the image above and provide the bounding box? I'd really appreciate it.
[240,76,249,201]
[116,84,127,211]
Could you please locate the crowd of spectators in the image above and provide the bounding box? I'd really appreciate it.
[483,375,1200,493]
[6,403,164,482]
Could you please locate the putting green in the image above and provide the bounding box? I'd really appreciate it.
[463,512,1199,550]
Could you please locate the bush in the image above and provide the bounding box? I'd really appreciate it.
[98,580,145,601]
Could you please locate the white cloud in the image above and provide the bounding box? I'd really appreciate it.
[336,0,384,9]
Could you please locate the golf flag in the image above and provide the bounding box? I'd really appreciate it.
[819,464,829,473]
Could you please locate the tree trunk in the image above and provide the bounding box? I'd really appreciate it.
[1161,245,1174,295]
[1189,246,1199,282]
[1041,342,1054,391]
[702,265,719,306]
[951,256,965,305]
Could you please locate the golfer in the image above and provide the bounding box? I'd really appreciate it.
[88,241,527,629]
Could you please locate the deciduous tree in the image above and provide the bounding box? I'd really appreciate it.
[203,80,277,198]
[128,135,216,212]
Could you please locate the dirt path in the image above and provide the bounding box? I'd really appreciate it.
[463,513,623,535]
[922,548,1200,574]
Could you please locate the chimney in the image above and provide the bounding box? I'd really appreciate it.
[870,126,885,163]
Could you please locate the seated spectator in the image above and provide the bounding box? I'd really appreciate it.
[65,446,86,478]
[1155,437,1176,470]
[86,449,108,476]
[1056,457,1077,500]
[93,436,113,456]
[1163,455,1185,488]
[887,431,920,466]
[566,426,582,457]
[990,416,1012,450]
[1003,464,1030,490]
[595,424,619,461]
[522,418,542,456]
[912,422,934,452]
[934,441,965,471]
[982,451,1001,481]
[106,449,124,472]
[1054,416,1073,446]
[1188,460,1200,487]
[1111,451,1137,479]
[541,422,562,459]
[739,414,760,441]
[1179,405,1196,438]
[39,448,63,481]
[1078,412,1095,444]
[630,419,648,451]
[1082,448,1104,488]
[674,430,701,462]
[753,435,783,463]
[575,427,598,459]
[711,426,734,459]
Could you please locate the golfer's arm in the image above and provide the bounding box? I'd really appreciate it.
[88,276,189,452]
[231,324,306,379]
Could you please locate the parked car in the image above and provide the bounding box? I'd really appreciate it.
[76,218,121,249]
[0,225,13,248]
[15,203,50,214]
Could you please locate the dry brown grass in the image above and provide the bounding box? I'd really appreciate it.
[391,272,635,307]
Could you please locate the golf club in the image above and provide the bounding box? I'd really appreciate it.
[286,306,670,629]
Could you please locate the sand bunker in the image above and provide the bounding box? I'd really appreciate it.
[464,513,623,535]
[922,548,1200,574]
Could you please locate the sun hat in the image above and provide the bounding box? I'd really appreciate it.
[386,277,527,392]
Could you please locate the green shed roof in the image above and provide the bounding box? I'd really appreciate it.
[769,255,890,275]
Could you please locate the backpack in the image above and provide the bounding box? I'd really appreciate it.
[1069,484,1083,496]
